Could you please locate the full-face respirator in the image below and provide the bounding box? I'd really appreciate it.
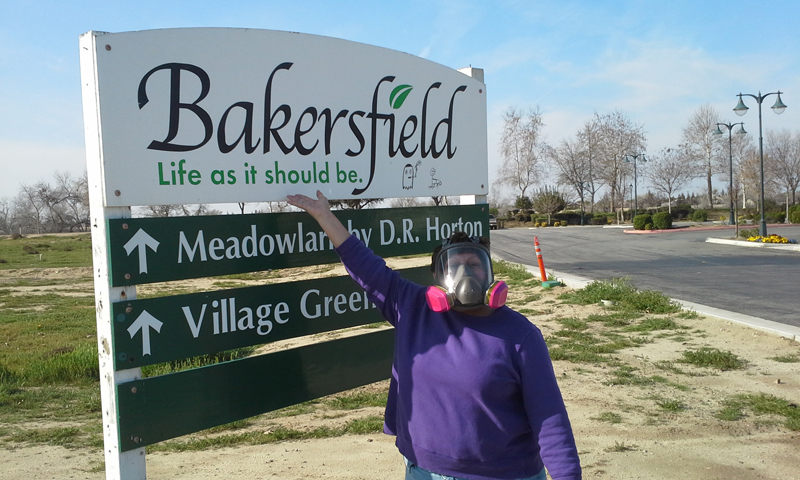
[426,237,508,312]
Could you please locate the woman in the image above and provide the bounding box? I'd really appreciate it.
[286,191,581,480]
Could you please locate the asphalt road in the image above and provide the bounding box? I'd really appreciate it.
[489,224,800,329]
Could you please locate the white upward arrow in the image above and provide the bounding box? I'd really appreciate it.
[123,229,160,274]
[127,310,163,356]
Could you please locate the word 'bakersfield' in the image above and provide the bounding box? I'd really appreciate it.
[137,62,469,195]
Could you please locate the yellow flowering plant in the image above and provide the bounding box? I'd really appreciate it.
[746,234,798,244]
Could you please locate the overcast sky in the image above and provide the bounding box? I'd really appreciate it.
[1,0,798,204]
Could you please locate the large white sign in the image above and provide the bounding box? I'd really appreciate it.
[82,28,488,207]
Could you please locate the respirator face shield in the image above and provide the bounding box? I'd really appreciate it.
[433,244,495,308]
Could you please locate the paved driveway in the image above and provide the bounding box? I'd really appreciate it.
[489,224,800,329]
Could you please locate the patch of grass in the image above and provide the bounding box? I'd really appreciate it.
[0,291,97,378]
[719,393,800,430]
[523,294,542,303]
[604,441,638,453]
[547,331,630,364]
[205,419,253,433]
[676,310,699,319]
[652,361,690,376]
[493,260,534,285]
[768,354,800,363]
[559,278,680,314]
[264,401,320,418]
[219,271,281,281]
[604,366,667,387]
[323,389,388,410]
[211,281,250,289]
[555,317,589,331]
[679,348,746,370]
[715,405,745,421]
[0,234,92,269]
[624,317,683,333]
[518,308,548,316]
[654,398,686,412]
[141,347,256,377]
[363,321,389,329]
[148,415,386,452]
[0,383,101,423]
[6,426,83,447]
[22,344,100,384]
[586,312,640,327]
[592,412,623,424]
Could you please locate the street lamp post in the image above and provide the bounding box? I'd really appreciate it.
[629,184,633,222]
[712,122,746,226]
[624,154,646,218]
[733,90,787,237]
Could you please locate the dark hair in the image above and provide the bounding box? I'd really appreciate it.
[430,232,490,272]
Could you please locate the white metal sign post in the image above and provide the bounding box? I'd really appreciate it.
[80,34,144,478]
[80,28,488,480]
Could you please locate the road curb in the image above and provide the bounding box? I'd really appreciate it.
[515,263,800,341]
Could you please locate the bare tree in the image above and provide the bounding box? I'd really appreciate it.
[497,107,550,200]
[575,117,604,212]
[0,198,15,235]
[329,198,383,209]
[552,137,591,219]
[681,105,722,208]
[738,145,763,209]
[16,183,47,233]
[254,202,291,213]
[765,129,800,206]
[644,148,697,214]
[595,111,646,221]
[52,171,90,231]
[139,204,218,217]
[389,197,424,208]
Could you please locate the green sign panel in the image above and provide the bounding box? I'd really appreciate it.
[117,328,395,451]
[112,267,432,370]
[108,205,488,286]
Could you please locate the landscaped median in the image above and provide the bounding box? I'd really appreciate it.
[706,236,800,251]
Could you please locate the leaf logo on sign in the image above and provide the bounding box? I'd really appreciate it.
[389,84,413,109]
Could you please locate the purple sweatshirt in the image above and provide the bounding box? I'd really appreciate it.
[336,236,581,480]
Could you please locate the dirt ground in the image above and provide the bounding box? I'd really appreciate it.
[1,262,799,480]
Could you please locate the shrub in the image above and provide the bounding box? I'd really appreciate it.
[633,213,653,230]
[691,209,708,222]
[790,211,800,224]
[738,227,758,239]
[652,211,673,230]
[645,223,653,230]
[765,211,785,224]
[671,204,693,220]
[553,221,561,227]
[22,245,39,255]
[591,215,607,225]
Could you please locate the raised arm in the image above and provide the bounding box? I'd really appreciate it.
[286,191,351,247]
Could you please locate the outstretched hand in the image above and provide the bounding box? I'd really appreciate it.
[286,190,331,220]
[286,190,350,247]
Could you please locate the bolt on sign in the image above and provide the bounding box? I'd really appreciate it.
[80,28,488,479]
